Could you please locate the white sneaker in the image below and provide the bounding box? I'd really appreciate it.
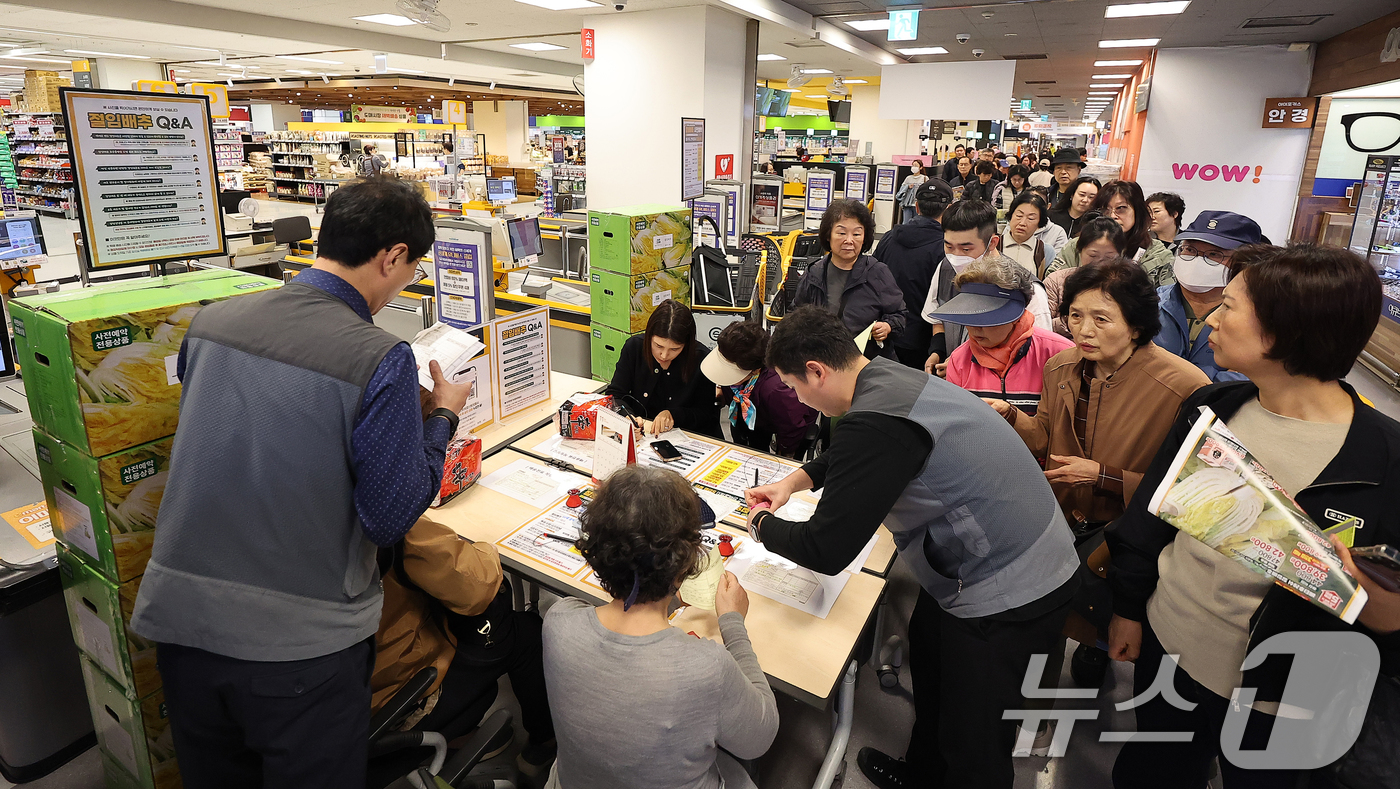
[1012,721,1056,757]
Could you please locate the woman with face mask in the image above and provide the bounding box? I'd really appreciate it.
[1047,176,1100,238]
[605,300,721,438]
[792,199,907,359]
[894,159,930,223]
[986,258,1210,694]
[1152,211,1265,383]
[1044,217,1126,337]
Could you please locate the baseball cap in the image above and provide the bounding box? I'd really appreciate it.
[1175,211,1264,250]
[928,282,1029,327]
[701,348,754,387]
[915,178,955,204]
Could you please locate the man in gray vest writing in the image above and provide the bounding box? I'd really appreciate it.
[132,178,473,789]
[744,307,1079,789]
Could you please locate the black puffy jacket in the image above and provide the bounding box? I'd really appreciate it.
[872,216,944,352]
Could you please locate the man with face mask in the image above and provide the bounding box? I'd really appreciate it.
[920,201,1051,375]
[1153,210,1261,383]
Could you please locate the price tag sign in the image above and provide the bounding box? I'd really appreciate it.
[1262,97,1317,129]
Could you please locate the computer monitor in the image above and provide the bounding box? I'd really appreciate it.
[827,100,852,124]
[755,86,774,116]
[506,216,543,264]
[218,189,252,216]
[0,212,48,271]
[766,90,791,117]
[486,177,517,203]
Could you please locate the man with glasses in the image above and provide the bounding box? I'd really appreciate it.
[1153,210,1263,382]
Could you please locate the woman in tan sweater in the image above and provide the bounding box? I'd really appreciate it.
[986,257,1209,689]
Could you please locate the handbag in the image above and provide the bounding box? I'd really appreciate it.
[1326,672,1400,789]
[391,542,520,666]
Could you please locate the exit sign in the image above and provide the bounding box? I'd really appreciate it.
[888,10,919,42]
[1019,99,1032,111]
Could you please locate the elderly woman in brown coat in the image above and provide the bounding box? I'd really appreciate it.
[984,257,1209,690]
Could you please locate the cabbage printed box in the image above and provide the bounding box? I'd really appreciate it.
[36,431,172,583]
[7,269,277,458]
[587,205,693,276]
[59,544,161,701]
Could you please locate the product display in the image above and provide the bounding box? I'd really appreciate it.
[8,110,72,215]
[80,658,181,789]
[57,545,159,699]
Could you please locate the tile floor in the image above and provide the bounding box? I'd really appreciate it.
[9,204,1400,788]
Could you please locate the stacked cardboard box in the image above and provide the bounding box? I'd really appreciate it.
[21,70,69,113]
[8,269,279,789]
[586,205,692,381]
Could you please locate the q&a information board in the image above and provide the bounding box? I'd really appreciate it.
[491,306,551,420]
[61,88,226,270]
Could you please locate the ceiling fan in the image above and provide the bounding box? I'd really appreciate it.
[395,0,451,32]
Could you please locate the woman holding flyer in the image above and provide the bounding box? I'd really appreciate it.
[1106,244,1400,788]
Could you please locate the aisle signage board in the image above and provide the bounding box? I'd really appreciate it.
[491,306,552,420]
[433,224,492,330]
[1262,97,1317,129]
[681,117,705,202]
[352,105,411,123]
[134,81,178,95]
[750,177,781,235]
[189,83,229,119]
[804,171,835,230]
[845,168,869,202]
[71,60,93,89]
[60,88,227,271]
[458,331,496,434]
[581,28,595,61]
[442,100,468,125]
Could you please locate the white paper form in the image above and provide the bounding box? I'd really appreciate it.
[689,448,796,498]
[412,323,486,392]
[496,499,590,576]
[770,494,878,575]
[533,433,595,470]
[724,538,850,619]
[479,459,584,508]
[638,429,724,476]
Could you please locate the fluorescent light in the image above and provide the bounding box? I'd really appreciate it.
[846,18,890,31]
[897,46,948,55]
[166,45,222,53]
[65,49,150,59]
[171,69,192,73]
[1100,38,1160,48]
[805,94,828,98]
[804,68,833,74]
[217,72,244,78]
[280,55,343,64]
[1088,91,1117,95]
[844,79,869,84]
[1095,59,1142,66]
[514,0,601,8]
[353,13,418,25]
[511,42,567,51]
[757,53,786,61]
[1090,83,1123,88]
[0,55,70,63]
[285,69,315,74]
[1105,1,1190,18]
[1092,74,1131,80]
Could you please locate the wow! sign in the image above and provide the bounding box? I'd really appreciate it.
[1171,163,1265,183]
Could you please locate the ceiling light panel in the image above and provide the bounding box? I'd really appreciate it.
[1100,39,1160,48]
[510,42,567,51]
[897,47,948,55]
[353,13,418,26]
[280,56,343,64]
[1090,83,1123,88]
[1105,1,1190,18]
[515,0,601,8]
[65,49,150,59]
[757,53,786,61]
[1088,92,1117,95]
[0,56,70,63]
[1092,74,1132,79]
[846,19,889,31]
[1095,60,1142,66]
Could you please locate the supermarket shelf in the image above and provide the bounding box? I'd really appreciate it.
[14,136,66,142]
[17,202,68,215]
[17,177,74,185]
[271,177,345,184]
[15,188,68,198]
[15,162,69,169]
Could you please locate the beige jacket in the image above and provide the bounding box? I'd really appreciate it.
[1009,343,1209,524]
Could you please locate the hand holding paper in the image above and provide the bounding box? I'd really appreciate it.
[678,546,726,611]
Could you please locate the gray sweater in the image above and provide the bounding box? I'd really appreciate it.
[542,599,778,789]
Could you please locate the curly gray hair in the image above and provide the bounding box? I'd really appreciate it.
[953,254,1037,301]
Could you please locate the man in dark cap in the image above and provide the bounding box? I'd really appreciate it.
[1047,148,1085,206]
[874,178,954,369]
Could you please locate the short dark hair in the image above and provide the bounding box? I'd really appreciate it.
[766,306,860,380]
[577,465,703,605]
[316,177,434,268]
[1077,216,1127,252]
[975,161,997,176]
[643,300,698,382]
[1055,176,1101,213]
[954,144,966,152]
[1232,244,1381,381]
[1007,191,1049,228]
[716,320,769,372]
[1007,165,1031,184]
[1145,191,1186,231]
[818,199,876,254]
[1059,256,1161,345]
[957,156,972,167]
[941,199,998,243]
[1090,180,1153,257]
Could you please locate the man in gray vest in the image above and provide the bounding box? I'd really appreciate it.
[132,178,472,789]
[745,307,1079,789]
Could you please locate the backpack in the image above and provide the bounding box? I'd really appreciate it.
[357,155,374,177]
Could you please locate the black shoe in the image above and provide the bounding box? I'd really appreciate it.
[516,737,556,777]
[1070,643,1110,688]
[857,747,912,789]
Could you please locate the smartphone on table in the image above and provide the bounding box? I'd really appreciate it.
[650,440,683,463]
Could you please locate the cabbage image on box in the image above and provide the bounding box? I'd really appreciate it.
[57,544,159,700]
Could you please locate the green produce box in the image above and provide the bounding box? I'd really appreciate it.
[59,544,159,700]
[100,748,147,789]
[590,323,635,382]
[81,658,181,789]
[37,431,171,583]
[588,205,692,275]
[590,268,690,334]
[7,269,277,458]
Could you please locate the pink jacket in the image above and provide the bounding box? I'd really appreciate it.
[944,327,1074,415]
